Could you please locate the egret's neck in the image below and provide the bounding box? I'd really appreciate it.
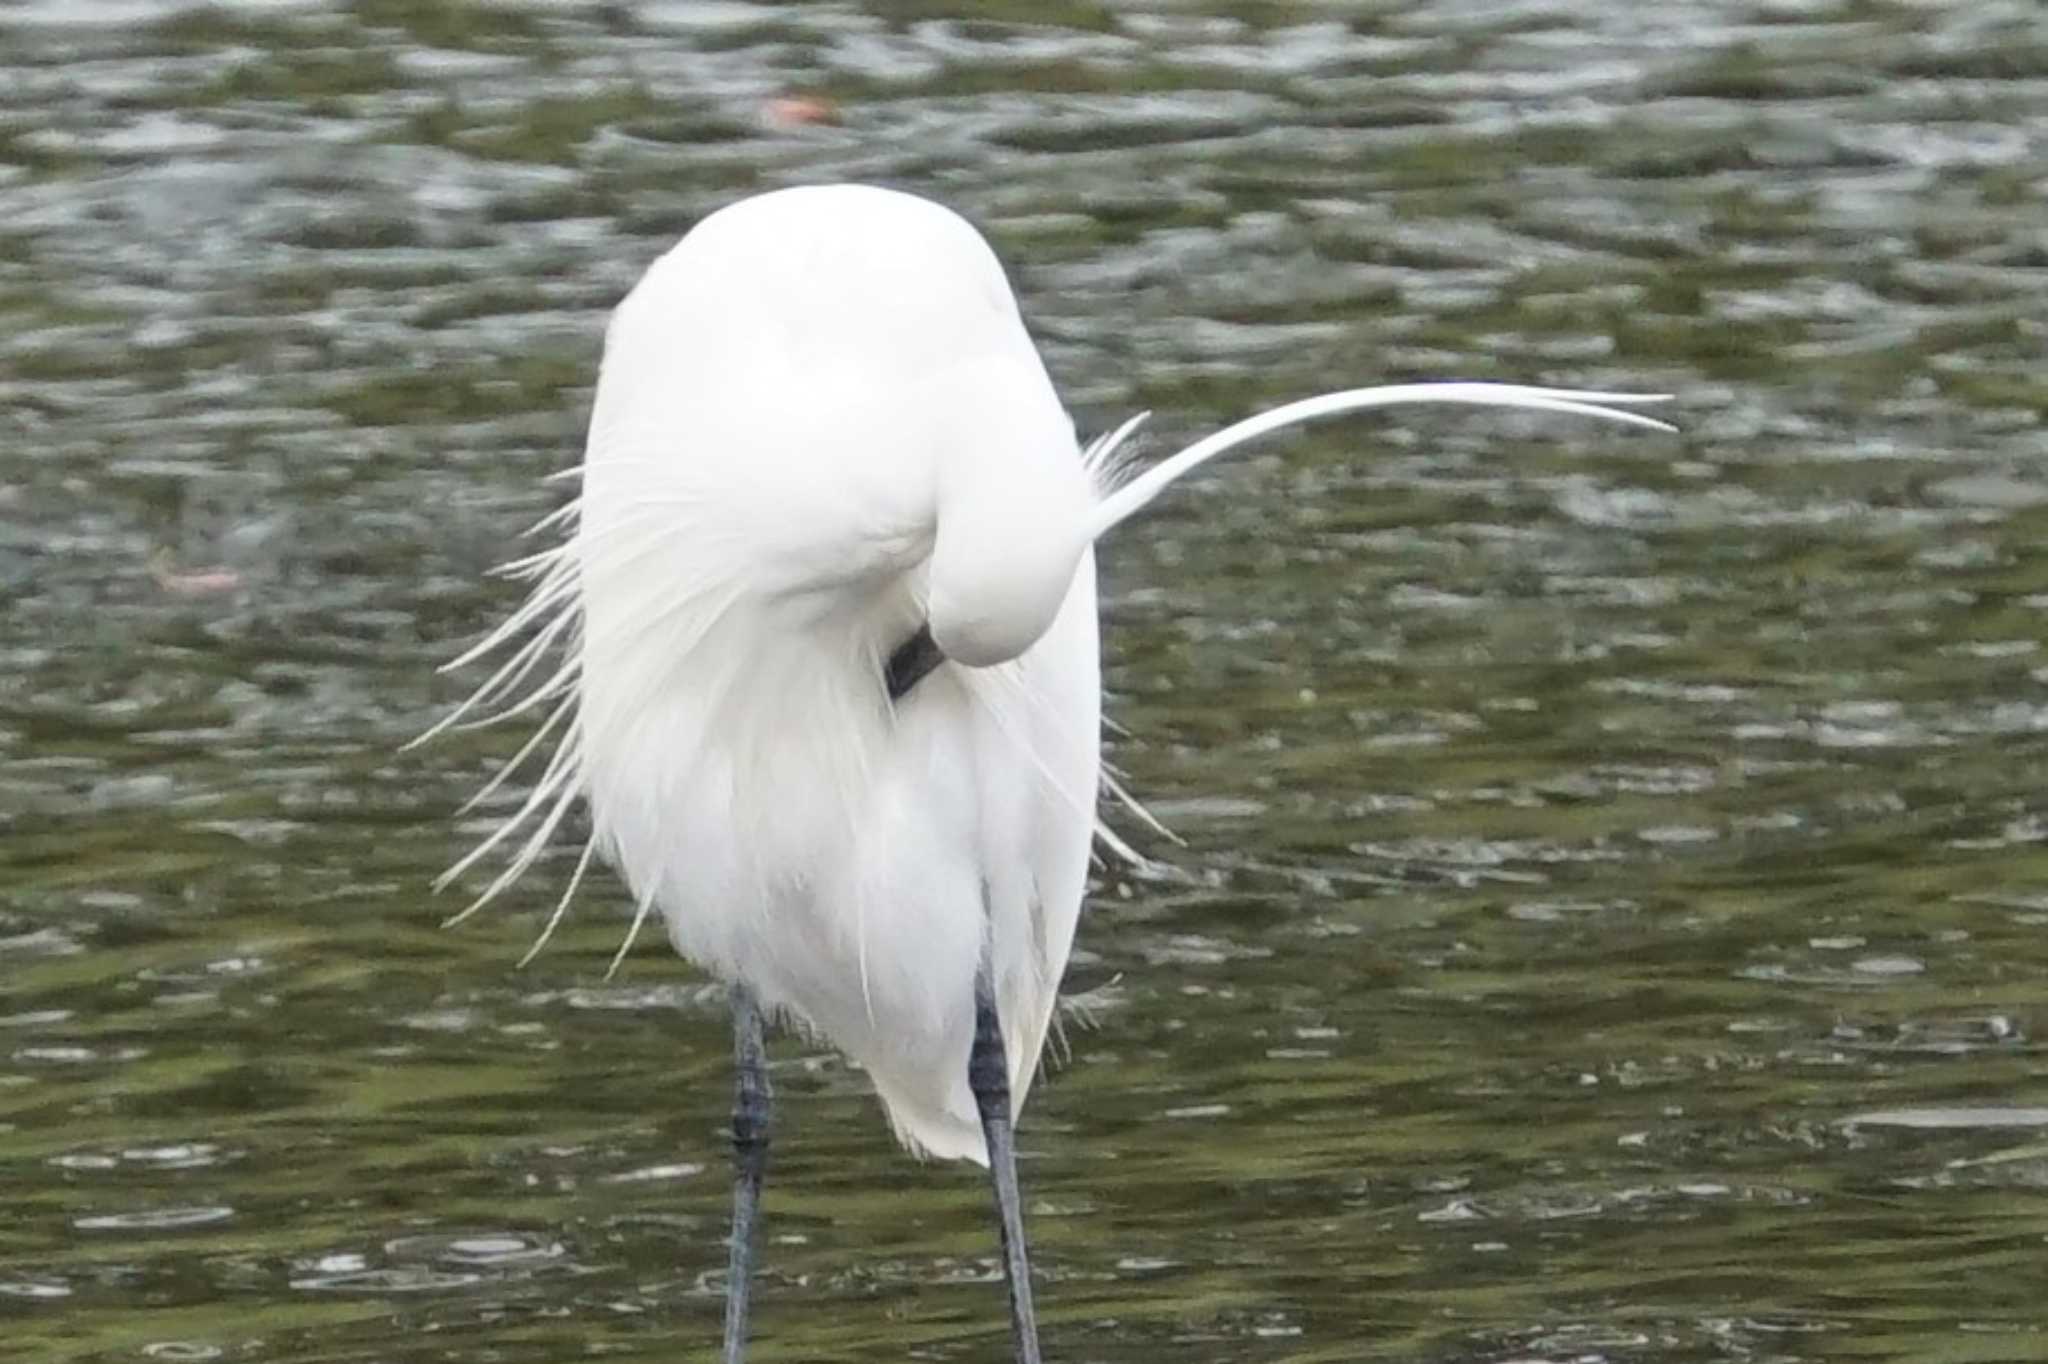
[920,360,1089,669]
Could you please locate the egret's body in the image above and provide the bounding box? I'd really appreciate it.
[433,183,1672,1362]
[579,188,1096,1162]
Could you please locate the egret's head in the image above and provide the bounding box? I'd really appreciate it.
[924,366,1092,669]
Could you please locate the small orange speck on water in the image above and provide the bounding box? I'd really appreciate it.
[764,95,839,129]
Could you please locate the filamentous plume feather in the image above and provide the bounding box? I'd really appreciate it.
[431,380,1673,968]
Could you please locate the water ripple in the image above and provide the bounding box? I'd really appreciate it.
[4,2,2046,1360]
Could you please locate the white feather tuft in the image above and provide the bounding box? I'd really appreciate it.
[1086,383,1674,541]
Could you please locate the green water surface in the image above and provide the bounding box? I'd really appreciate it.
[3,2,2047,1360]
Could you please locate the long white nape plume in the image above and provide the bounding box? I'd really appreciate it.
[1085,383,1675,541]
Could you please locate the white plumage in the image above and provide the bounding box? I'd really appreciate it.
[427,182,1672,1355]
[437,186,1104,1161]
[579,190,1099,1161]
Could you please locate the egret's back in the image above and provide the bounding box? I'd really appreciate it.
[573,186,1100,1162]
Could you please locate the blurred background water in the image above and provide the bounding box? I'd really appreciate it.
[4,1,2048,1360]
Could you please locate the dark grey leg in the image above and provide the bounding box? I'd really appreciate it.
[970,968,1044,1364]
[723,984,771,1364]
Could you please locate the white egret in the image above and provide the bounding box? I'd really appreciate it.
[426,183,1672,1362]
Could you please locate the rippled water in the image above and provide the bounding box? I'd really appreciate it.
[5,2,2048,1361]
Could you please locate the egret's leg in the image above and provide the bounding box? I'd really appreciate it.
[723,984,771,1364]
[970,969,1043,1364]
